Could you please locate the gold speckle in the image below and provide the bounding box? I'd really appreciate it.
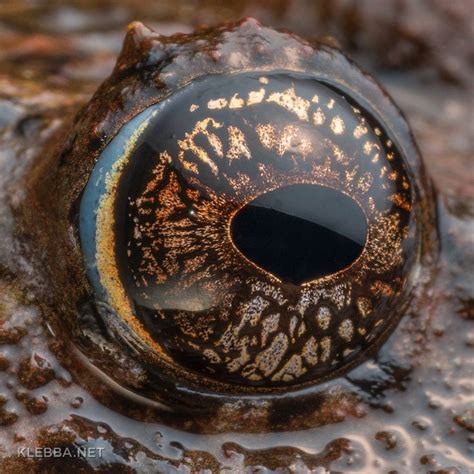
[302,337,318,365]
[189,104,199,112]
[256,123,277,150]
[363,141,381,156]
[331,144,351,165]
[229,94,244,108]
[357,171,373,193]
[256,123,312,157]
[374,127,382,136]
[272,354,305,382]
[289,315,299,340]
[327,99,335,109]
[203,349,221,364]
[353,124,368,139]
[388,171,398,181]
[311,94,319,103]
[227,126,251,161]
[313,107,325,126]
[345,168,357,182]
[316,306,331,330]
[251,332,288,377]
[177,117,223,175]
[267,87,310,121]
[389,193,412,211]
[259,76,269,84]
[330,116,345,135]
[338,319,354,341]
[261,313,280,347]
[320,336,331,362]
[208,98,227,110]
[371,280,394,297]
[356,297,372,317]
[247,88,266,105]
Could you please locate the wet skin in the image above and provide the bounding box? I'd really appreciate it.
[0,15,473,474]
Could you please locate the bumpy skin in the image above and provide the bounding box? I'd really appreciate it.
[26,19,435,406]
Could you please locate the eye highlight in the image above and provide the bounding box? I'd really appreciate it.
[79,70,417,390]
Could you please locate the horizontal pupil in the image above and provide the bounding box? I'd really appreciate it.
[230,184,367,284]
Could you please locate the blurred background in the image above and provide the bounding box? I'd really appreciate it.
[0,0,472,194]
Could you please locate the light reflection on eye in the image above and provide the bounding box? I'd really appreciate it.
[78,71,419,391]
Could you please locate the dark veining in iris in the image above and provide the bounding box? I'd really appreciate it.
[231,184,367,284]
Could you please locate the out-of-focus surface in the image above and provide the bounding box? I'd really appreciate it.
[0,1,473,472]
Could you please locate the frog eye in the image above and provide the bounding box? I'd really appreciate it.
[78,66,420,392]
[49,19,434,403]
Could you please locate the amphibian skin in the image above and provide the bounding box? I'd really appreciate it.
[0,16,473,474]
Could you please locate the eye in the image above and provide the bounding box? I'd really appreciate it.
[78,67,419,392]
[35,19,433,405]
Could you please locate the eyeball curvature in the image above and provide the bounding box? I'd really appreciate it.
[71,19,432,398]
[80,68,417,391]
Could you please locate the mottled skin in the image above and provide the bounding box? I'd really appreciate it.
[0,10,472,474]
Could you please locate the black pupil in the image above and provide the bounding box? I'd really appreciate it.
[231,184,367,284]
